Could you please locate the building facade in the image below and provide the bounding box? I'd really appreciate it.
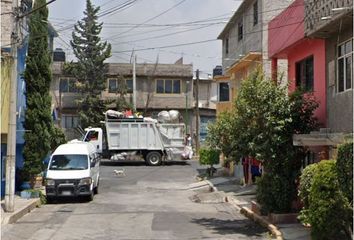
[51,60,196,140]
[269,0,327,127]
[305,0,353,134]
[215,0,292,114]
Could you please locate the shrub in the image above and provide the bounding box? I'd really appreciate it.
[336,141,353,203]
[298,163,318,209]
[199,148,220,176]
[305,160,352,240]
[256,173,295,214]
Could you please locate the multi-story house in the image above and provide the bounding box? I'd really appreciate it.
[269,0,353,164]
[51,57,195,140]
[215,0,293,114]
[305,0,353,134]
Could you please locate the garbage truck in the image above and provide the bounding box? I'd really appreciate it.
[79,110,189,166]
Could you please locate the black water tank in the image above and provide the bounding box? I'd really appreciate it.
[53,48,65,62]
[213,65,223,77]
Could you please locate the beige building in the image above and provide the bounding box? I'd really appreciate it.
[51,60,197,139]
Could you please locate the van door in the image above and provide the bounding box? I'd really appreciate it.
[89,152,99,188]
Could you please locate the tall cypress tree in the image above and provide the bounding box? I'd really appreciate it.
[69,0,111,128]
[23,0,63,181]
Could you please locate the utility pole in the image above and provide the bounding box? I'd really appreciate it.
[5,0,19,212]
[132,54,137,112]
[195,69,200,154]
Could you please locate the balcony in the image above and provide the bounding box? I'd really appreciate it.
[305,0,353,38]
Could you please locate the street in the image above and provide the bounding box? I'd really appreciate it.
[1,160,269,240]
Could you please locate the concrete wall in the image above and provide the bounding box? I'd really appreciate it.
[326,26,353,133]
[1,0,12,48]
[261,0,294,77]
[220,0,262,72]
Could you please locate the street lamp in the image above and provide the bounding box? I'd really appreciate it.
[185,80,190,134]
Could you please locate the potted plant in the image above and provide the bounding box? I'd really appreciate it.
[199,147,220,177]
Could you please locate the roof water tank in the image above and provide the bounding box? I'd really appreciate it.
[53,48,65,62]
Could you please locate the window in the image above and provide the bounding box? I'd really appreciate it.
[225,37,229,55]
[253,1,258,25]
[108,79,118,93]
[218,82,229,102]
[156,79,181,94]
[337,39,353,92]
[108,78,133,93]
[59,78,78,93]
[296,56,314,91]
[126,79,133,93]
[238,21,243,41]
[49,155,88,170]
[61,114,79,129]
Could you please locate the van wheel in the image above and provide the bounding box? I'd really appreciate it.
[87,191,94,202]
[145,151,162,166]
[46,196,54,204]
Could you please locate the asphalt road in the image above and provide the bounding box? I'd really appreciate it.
[1,160,269,240]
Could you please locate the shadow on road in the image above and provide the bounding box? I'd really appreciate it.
[46,196,90,205]
[191,217,269,237]
[101,160,190,167]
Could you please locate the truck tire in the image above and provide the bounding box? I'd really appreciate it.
[145,151,162,166]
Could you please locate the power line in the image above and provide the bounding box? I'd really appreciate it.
[112,22,222,45]
[107,0,188,39]
[111,39,216,53]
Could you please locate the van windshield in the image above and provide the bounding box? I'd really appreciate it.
[49,155,88,170]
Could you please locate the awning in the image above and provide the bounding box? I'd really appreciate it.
[293,132,351,146]
[226,52,262,74]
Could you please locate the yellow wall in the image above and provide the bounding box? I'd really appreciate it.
[1,56,12,135]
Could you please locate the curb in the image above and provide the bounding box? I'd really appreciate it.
[2,198,41,225]
[238,205,283,240]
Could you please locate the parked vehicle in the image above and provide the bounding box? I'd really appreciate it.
[45,142,100,202]
[81,111,187,166]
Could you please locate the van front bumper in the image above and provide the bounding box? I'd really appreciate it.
[46,179,92,197]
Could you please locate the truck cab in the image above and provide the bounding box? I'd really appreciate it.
[82,127,103,154]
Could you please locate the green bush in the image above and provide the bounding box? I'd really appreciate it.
[336,141,353,203]
[199,148,220,166]
[256,173,295,214]
[298,163,318,209]
[305,160,352,240]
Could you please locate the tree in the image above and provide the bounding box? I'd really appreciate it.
[206,111,235,162]
[229,68,319,213]
[69,0,111,128]
[23,0,65,182]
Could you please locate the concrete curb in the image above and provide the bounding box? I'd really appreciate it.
[238,204,283,240]
[2,198,41,224]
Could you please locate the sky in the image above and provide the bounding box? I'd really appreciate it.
[48,0,241,77]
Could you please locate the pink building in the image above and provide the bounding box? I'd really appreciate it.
[268,0,326,127]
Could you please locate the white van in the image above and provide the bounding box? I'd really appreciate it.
[45,142,100,202]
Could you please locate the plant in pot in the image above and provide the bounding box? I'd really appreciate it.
[199,147,220,177]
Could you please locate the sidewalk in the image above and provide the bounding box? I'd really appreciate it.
[1,195,41,225]
[199,176,311,240]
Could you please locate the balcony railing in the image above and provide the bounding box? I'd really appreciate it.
[305,0,353,37]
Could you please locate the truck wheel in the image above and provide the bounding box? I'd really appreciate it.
[145,151,162,166]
